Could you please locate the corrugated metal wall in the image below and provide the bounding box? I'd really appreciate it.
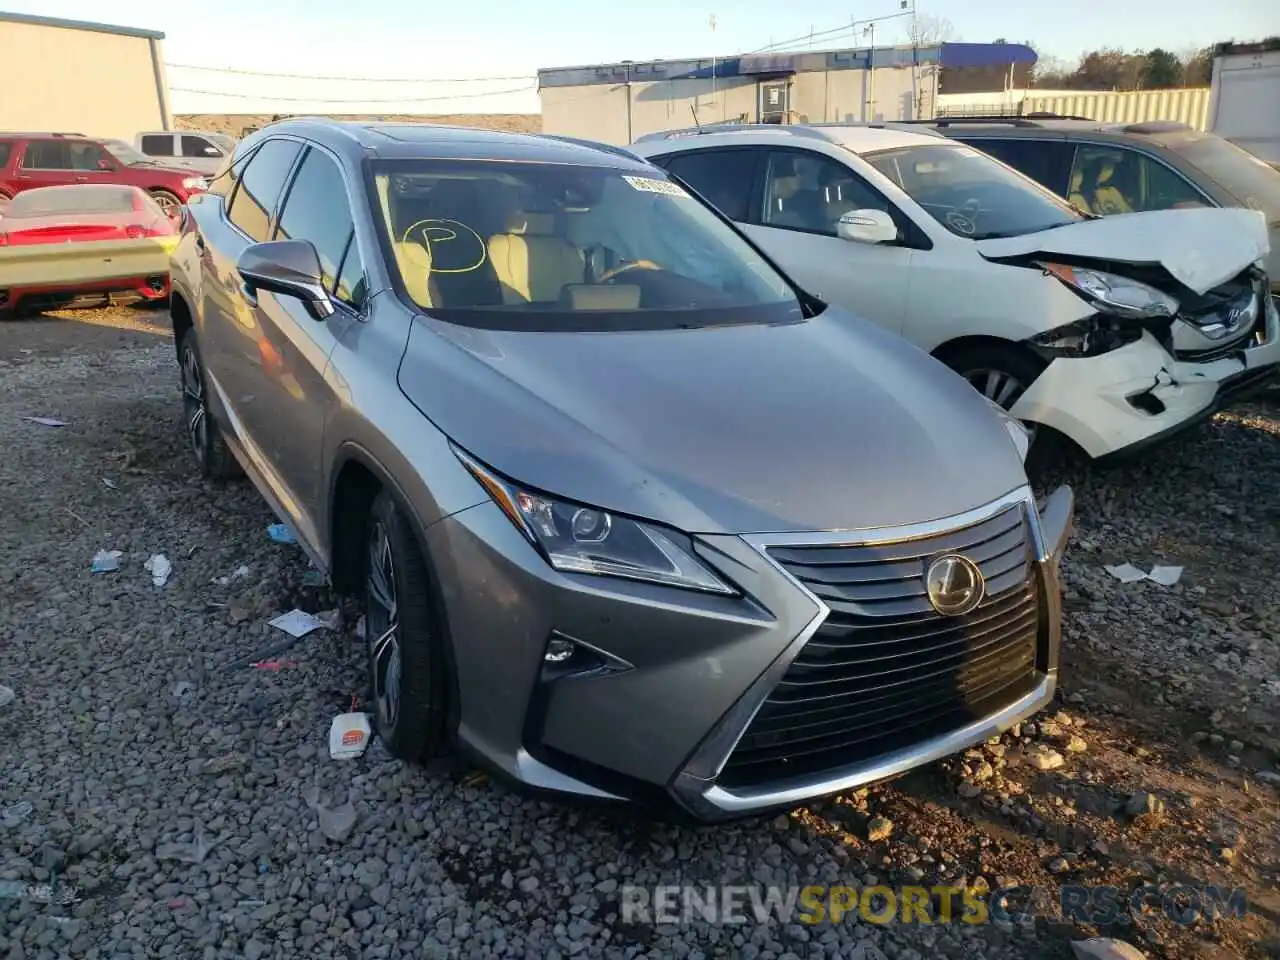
[1022,88,1211,130]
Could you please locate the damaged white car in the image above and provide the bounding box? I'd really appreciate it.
[632,125,1278,461]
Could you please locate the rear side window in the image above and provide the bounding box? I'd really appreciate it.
[657,149,760,223]
[960,138,1074,195]
[207,144,255,200]
[0,142,12,167]
[21,141,73,169]
[140,134,174,157]
[226,138,302,243]
[1068,145,1207,215]
[182,135,222,158]
[274,147,361,306]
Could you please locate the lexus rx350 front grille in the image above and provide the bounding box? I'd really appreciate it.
[720,503,1042,788]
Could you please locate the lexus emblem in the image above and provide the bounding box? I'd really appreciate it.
[925,555,985,617]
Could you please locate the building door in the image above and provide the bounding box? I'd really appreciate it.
[759,81,789,124]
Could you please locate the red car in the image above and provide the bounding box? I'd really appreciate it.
[0,184,177,317]
[0,133,210,218]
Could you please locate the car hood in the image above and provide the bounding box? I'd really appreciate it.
[976,208,1269,295]
[397,309,1027,535]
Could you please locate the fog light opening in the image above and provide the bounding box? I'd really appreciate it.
[544,637,576,663]
[539,632,633,682]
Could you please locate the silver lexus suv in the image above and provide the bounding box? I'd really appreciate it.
[168,119,1073,819]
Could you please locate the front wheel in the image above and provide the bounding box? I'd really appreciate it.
[364,489,449,763]
[941,342,1058,465]
[149,189,181,219]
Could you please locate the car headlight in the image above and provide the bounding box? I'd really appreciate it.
[456,448,735,595]
[1041,262,1179,320]
[1029,314,1157,357]
[182,177,209,191]
[980,395,1031,462]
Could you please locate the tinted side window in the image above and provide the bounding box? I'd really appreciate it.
[182,135,221,157]
[21,141,73,169]
[1068,145,1207,215]
[207,145,256,200]
[274,147,356,301]
[334,235,367,310]
[227,139,302,243]
[763,150,892,237]
[141,135,175,157]
[961,138,1072,195]
[0,142,12,167]
[657,149,759,222]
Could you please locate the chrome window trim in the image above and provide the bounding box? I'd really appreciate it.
[671,484,1054,819]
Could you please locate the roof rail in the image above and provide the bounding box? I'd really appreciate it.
[631,123,836,144]
[538,133,646,161]
[1120,120,1192,134]
[808,120,949,138]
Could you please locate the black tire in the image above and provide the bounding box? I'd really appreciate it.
[178,328,241,480]
[363,489,449,763]
[149,189,182,218]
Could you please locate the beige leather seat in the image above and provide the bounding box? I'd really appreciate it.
[392,241,433,307]
[487,212,585,304]
[1067,169,1092,214]
[1092,161,1134,215]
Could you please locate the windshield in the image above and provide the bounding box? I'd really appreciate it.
[10,184,142,217]
[866,143,1083,240]
[1165,134,1280,222]
[372,159,802,330]
[103,139,151,166]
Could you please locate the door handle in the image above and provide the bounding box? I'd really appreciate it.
[75,176,88,182]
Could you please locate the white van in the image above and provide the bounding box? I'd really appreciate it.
[135,132,238,176]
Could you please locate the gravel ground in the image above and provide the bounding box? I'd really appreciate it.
[1,308,1278,960]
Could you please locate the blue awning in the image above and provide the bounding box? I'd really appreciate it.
[739,54,799,76]
[939,42,1037,68]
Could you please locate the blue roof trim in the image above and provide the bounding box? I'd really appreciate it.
[938,42,1036,68]
[0,11,164,40]
[538,44,954,88]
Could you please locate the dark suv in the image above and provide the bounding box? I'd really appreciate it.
[0,132,210,217]
[914,117,1280,291]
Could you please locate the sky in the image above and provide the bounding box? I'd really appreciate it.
[8,0,1278,114]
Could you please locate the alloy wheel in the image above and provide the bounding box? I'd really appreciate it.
[964,367,1027,409]
[152,193,179,218]
[180,343,208,460]
[366,520,402,731]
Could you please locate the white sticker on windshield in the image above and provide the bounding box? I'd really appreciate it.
[623,175,690,197]
[954,147,979,158]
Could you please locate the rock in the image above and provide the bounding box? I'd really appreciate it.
[1066,735,1088,753]
[1124,792,1165,817]
[1048,857,1071,874]
[866,816,894,843]
[519,876,540,893]
[1025,745,1065,771]
[958,782,983,799]
[1070,938,1148,959]
[1256,771,1280,785]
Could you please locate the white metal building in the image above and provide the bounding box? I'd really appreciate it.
[0,12,170,140]
[538,42,1037,145]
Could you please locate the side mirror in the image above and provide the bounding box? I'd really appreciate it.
[836,208,899,245]
[236,239,335,321]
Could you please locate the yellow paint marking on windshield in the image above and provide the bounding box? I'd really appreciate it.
[401,218,487,274]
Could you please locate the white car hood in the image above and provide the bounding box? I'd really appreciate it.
[976,208,1269,295]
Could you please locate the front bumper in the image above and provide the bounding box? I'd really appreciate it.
[426,484,1072,820]
[1011,331,1220,460]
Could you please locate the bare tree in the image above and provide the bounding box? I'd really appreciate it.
[905,13,957,48]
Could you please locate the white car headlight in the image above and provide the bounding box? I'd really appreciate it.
[456,448,735,595]
[182,177,209,191]
[1041,262,1179,320]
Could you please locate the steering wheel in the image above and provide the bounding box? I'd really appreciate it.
[597,260,661,283]
[944,198,980,236]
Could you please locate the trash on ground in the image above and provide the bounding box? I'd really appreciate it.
[266,523,297,545]
[172,680,195,700]
[329,712,372,760]
[145,553,172,587]
[1104,562,1183,586]
[317,608,342,630]
[0,880,79,905]
[1,800,33,828]
[301,570,326,587]
[1071,939,1148,960]
[22,416,68,427]
[251,659,298,671]
[212,564,250,586]
[101,477,117,490]
[155,826,217,864]
[91,549,122,574]
[0,685,14,709]
[269,609,325,639]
